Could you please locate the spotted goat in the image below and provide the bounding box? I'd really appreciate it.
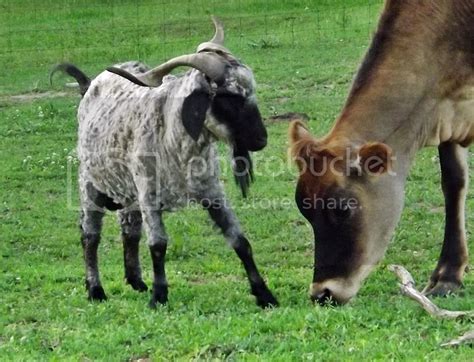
[52,17,278,308]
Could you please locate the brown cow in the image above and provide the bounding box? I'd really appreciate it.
[289,0,473,305]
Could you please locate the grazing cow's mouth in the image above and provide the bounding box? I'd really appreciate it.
[310,283,353,306]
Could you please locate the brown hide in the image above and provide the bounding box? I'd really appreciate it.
[290,0,473,305]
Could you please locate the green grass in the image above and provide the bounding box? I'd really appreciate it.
[0,0,473,360]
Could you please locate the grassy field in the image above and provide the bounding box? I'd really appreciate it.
[1,0,473,360]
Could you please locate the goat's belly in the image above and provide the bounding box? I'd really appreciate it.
[82,155,139,206]
[81,156,199,211]
[159,190,195,211]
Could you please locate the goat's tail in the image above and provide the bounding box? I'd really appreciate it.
[50,63,91,97]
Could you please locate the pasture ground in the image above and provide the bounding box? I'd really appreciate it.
[1,0,473,360]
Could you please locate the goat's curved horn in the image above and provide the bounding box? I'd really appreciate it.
[196,16,232,54]
[107,52,229,87]
[210,16,225,45]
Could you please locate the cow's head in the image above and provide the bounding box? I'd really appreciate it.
[289,121,405,305]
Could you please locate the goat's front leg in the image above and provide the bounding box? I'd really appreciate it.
[118,209,148,292]
[141,208,169,308]
[203,199,278,308]
[423,142,469,296]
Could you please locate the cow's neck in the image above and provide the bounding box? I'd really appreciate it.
[327,1,472,177]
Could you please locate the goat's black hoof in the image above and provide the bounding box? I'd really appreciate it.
[252,284,279,309]
[149,284,168,308]
[88,285,107,302]
[127,278,148,292]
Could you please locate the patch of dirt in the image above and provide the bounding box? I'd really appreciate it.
[186,276,208,285]
[0,90,75,105]
[267,112,310,122]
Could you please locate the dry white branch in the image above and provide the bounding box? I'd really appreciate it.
[388,265,474,320]
[440,330,474,347]
[389,265,473,348]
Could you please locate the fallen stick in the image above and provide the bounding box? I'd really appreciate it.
[388,265,473,348]
[388,265,474,320]
[440,330,474,347]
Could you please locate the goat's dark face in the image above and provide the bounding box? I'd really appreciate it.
[199,63,267,197]
[210,65,267,152]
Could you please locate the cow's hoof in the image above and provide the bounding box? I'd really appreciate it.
[149,285,168,308]
[422,280,462,297]
[127,277,148,292]
[252,284,279,309]
[88,285,108,302]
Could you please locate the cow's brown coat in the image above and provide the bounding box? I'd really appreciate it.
[290,0,473,304]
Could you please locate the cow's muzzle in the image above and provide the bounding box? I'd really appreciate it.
[310,282,353,306]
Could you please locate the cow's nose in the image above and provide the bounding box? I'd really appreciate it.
[310,288,334,306]
[310,282,354,305]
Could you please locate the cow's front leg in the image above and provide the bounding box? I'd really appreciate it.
[423,142,469,297]
[202,198,278,308]
[142,208,169,308]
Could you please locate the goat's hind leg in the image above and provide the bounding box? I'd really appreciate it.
[203,199,278,308]
[423,143,469,297]
[118,209,148,292]
[80,207,106,301]
[80,182,122,301]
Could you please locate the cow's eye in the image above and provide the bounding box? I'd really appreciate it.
[330,202,354,221]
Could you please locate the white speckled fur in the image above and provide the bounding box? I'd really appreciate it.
[78,63,228,213]
[78,56,260,218]
[74,22,278,306]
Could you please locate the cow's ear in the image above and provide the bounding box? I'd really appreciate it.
[288,120,314,171]
[182,90,211,141]
[359,142,393,175]
[289,120,311,145]
[288,120,332,172]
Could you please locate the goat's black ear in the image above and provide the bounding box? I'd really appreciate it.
[182,90,211,142]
